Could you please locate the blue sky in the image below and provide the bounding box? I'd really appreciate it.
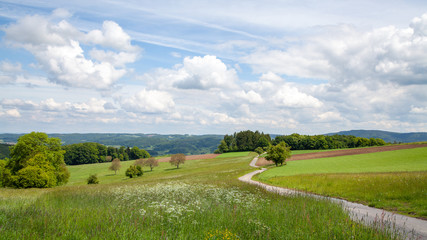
[0,0,426,134]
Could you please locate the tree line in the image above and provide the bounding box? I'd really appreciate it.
[273,133,386,150]
[215,130,272,153]
[63,143,150,165]
[216,131,387,153]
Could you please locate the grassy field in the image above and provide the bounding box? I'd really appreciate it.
[0,152,402,239]
[255,147,427,218]
[215,151,250,158]
[291,149,344,155]
[258,147,427,178]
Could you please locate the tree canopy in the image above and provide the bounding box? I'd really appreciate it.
[1,132,69,188]
[273,133,386,150]
[170,153,186,169]
[215,130,272,153]
[109,158,121,175]
[265,142,291,166]
[63,143,150,165]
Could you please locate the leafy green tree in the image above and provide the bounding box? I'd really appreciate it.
[109,158,121,175]
[1,132,70,188]
[254,147,264,155]
[266,142,291,167]
[125,165,143,178]
[170,153,186,169]
[216,140,229,153]
[257,136,271,149]
[0,158,7,186]
[87,174,99,184]
[129,146,150,160]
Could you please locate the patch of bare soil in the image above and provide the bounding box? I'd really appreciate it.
[256,143,427,166]
[158,154,220,162]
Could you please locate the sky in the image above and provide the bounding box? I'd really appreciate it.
[0,0,426,135]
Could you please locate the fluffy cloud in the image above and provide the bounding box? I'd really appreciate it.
[410,106,427,114]
[145,55,238,90]
[235,90,264,104]
[0,61,22,84]
[120,89,175,113]
[1,97,116,115]
[244,72,323,108]
[84,21,139,52]
[6,109,21,118]
[1,61,22,72]
[4,10,139,89]
[244,13,427,86]
[273,84,323,108]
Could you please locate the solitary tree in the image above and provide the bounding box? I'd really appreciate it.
[170,153,186,169]
[143,157,159,171]
[1,132,70,188]
[265,142,291,166]
[109,158,121,174]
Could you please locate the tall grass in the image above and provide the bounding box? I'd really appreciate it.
[257,172,427,219]
[0,182,402,239]
[0,152,405,239]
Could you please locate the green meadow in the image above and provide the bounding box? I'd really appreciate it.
[0,152,402,239]
[214,151,250,158]
[255,147,427,218]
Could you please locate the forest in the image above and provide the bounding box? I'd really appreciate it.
[216,131,387,153]
[62,143,150,165]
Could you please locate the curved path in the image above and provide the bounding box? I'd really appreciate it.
[239,155,427,240]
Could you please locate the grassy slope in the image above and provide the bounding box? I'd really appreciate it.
[258,147,427,178]
[215,151,250,158]
[0,152,399,239]
[255,147,427,218]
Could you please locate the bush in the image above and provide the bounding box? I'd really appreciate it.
[254,147,264,155]
[87,174,99,184]
[15,166,57,188]
[125,165,143,178]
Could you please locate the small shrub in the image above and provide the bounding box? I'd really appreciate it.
[254,147,264,155]
[125,165,143,178]
[87,174,99,184]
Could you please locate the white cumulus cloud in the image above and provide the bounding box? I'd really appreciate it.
[6,109,21,118]
[4,10,140,90]
[145,55,238,90]
[244,13,427,86]
[120,89,175,113]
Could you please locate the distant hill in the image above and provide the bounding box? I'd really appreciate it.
[325,130,427,143]
[0,133,223,157]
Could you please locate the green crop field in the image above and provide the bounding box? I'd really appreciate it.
[215,151,250,158]
[291,149,345,155]
[255,147,427,218]
[258,147,427,178]
[0,152,401,239]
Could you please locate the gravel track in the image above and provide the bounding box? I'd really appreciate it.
[240,154,427,240]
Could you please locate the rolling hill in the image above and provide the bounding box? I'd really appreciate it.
[325,130,427,143]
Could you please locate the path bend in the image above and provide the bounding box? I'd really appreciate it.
[239,155,427,240]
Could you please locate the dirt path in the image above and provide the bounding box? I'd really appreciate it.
[256,143,427,166]
[240,155,427,240]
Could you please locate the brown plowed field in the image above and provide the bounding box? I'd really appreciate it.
[158,154,220,162]
[256,143,427,166]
